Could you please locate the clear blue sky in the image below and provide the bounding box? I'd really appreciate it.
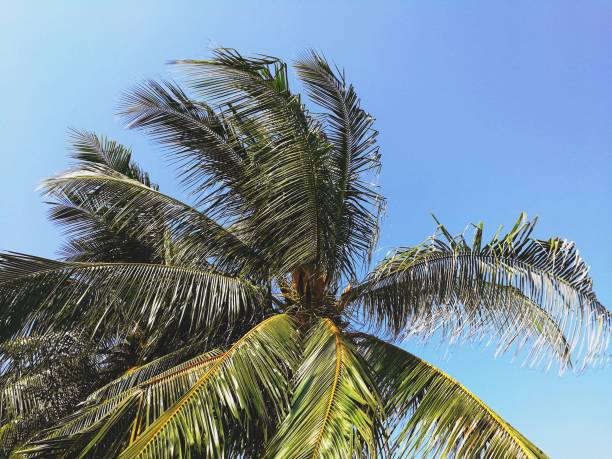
[1,2,611,457]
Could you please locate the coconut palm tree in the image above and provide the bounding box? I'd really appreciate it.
[0,49,609,458]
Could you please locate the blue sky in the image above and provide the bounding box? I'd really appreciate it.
[1,2,611,457]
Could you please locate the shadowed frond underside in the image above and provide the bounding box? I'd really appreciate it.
[351,214,610,371]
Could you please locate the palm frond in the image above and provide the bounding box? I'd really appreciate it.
[68,129,156,189]
[350,214,610,369]
[48,195,161,263]
[45,133,164,263]
[119,80,248,216]
[295,51,384,280]
[481,285,573,370]
[0,253,265,342]
[360,336,547,459]
[85,340,211,404]
[120,313,296,458]
[18,391,142,458]
[19,313,295,457]
[22,347,225,448]
[174,48,335,274]
[42,164,264,275]
[265,318,379,459]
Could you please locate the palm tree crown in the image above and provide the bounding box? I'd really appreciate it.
[0,49,609,458]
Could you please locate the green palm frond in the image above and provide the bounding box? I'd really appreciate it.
[350,214,610,369]
[0,253,265,341]
[19,315,295,457]
[22,348,225,449]
[48,194,161,263]
[0,422,18,454]
[42,164,263,275]
[360,336,547,459]
[18,391,142,458]
[265,318,380,459]
[0,334,96,417]
[119,80,249,216]
[174,49,335,274]
[46,132,162,263]
[295,51,384,280]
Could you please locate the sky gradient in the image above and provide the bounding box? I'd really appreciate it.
[1,2,611,457]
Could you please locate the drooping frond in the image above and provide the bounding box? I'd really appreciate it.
[0,253,265,342]
[42,164,264,275]
[480,285,574,370]
[360,336,547,459]
[44,133,163,263]
[173,49,336,274]
[295,51,384,280]
[265,318,379,459]
[350,214,610,370]
[18,347,225,455]
[19,315,296,457]
[118,313,296,458]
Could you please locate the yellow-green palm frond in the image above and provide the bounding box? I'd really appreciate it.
[265,318,380,459]
[18,314,296,458]
[360,336,547,459]
[121,313,295,458]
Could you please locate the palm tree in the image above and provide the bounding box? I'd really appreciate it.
[0,49,609,458]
